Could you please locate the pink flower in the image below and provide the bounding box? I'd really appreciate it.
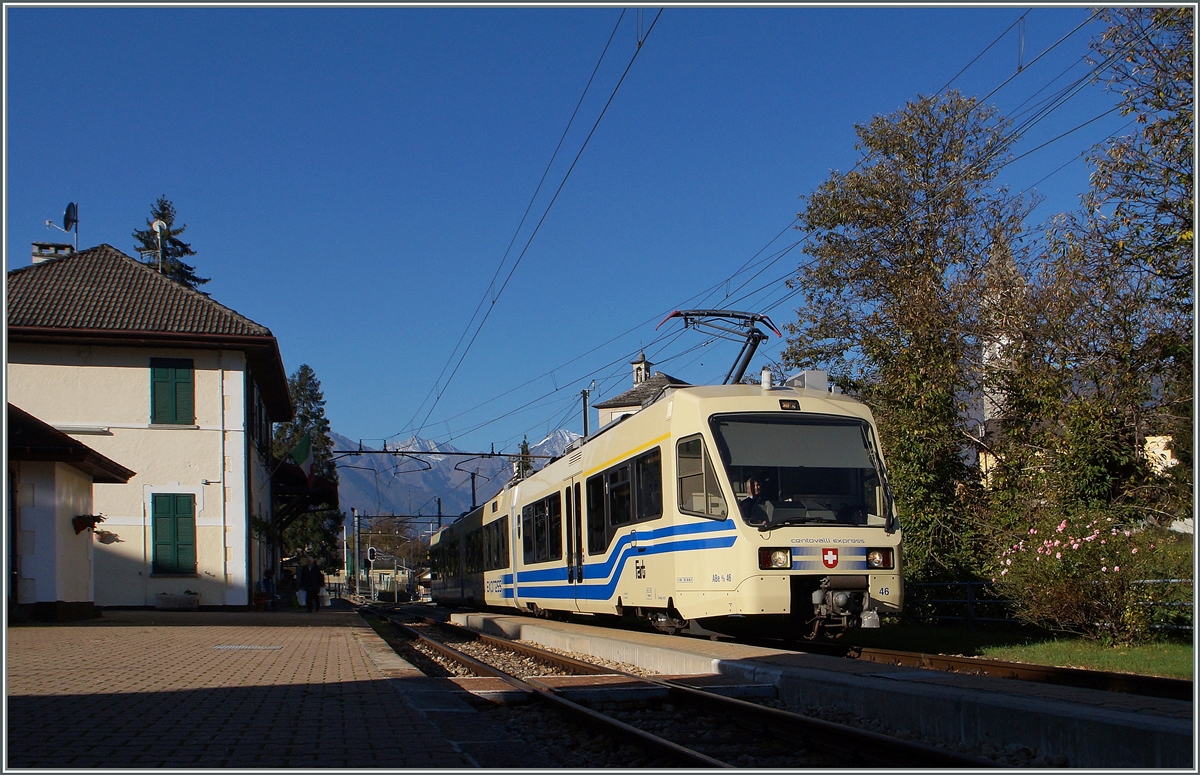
[1124,531,1131,537]
[1150,544,1155,549]
[1000,569,1008,576]
[1101,540,1106,545]
[1055,552,1062,559]
[1131,548,1137,554]
[1006,558,1012,565]
[1101,566,1107,572]
[1114,566,1119,572]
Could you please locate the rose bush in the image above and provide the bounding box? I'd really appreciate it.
[991,506,1192,644]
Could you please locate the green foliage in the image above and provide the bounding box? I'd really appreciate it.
[273,364,341,563]
[132,196,210,291]
[514,436,534,481]
[274,364,337,482]
[783,91,1035,581]
[991,507,1192,644]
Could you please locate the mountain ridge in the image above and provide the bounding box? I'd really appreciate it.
[332,429,579,520]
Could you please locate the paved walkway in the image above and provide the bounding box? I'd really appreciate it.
[7,605,478,768]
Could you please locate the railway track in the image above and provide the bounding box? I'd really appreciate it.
[364,607,1004,768]
[392,600,1189,702]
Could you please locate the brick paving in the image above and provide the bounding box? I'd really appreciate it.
[6,607,475,768]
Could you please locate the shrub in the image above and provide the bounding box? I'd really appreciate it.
[991,506,1193,645]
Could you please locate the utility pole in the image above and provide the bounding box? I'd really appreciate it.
[581,387,592,437]
[470,472,477,510]
[437,498,442,530]
[352,508,360,594]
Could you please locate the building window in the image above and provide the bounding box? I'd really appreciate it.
[152,493,196,574]
[150,358,194,425]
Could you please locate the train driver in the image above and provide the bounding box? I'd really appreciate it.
[739,475,769,525]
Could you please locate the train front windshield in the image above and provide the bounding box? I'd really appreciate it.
[710,414,892,529]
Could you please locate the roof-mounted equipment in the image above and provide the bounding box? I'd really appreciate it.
[657,309,782,385]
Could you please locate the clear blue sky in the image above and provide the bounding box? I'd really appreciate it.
[6,5,1129,454]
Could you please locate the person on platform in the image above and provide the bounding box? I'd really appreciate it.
[299,557,324,613]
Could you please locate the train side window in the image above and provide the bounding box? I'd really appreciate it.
[607,464,632,527]
[678,435,728,519]
[485,520,509,572]
[534,499,549,562]
[501,516,510,568]
[547,491,563,561]
[636,448,663,522]
[586,474,606,554]
[522,504,536,563]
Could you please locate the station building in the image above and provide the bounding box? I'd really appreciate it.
[7,243,295,608]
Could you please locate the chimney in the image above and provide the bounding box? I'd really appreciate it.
[631,351,652,385]
[32,242,74,264]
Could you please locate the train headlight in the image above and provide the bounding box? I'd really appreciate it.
[758,548,791,570]
[866,548,894,569]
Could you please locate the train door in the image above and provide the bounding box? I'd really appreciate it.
[563,478,584,611]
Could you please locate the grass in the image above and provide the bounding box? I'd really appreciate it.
[838,622,1194,680]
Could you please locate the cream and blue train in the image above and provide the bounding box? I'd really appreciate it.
[430,373,902,638]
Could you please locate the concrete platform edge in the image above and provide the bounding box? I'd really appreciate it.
[453,611,1193,768]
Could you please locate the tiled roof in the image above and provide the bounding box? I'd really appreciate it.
[593,372,690,409]
[7,244,271,337]
[8,403,135,483]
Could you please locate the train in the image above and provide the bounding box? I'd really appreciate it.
[430,367,903,639]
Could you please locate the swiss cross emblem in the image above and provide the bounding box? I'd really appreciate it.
[822,548,839,569]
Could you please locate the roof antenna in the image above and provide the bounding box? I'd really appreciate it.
[44,202,79,251]
[152,220,167,273]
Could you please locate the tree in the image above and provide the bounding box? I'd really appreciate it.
[132,196,210,291]
[514,436,534,481]
[1085,6,1193,492]
[781,92,1035,581]
[273,364,341,565]
[981,9,1194,642]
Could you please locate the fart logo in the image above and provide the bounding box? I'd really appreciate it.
[822,548,839,569]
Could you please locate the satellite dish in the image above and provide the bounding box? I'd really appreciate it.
[152,219,167,236]
[63,202,78,232]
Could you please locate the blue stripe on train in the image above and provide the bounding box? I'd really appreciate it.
[791,546,867,571]
[516,518,737,585]
[514,531,738,601]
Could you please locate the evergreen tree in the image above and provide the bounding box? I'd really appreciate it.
[132,196,210,291]
[273,364,341,564]
[514,436,534,481]
[782,92,1035,581]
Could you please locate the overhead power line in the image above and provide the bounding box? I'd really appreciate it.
[395,8,666,443]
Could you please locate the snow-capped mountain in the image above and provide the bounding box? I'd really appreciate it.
[332,429,581,521]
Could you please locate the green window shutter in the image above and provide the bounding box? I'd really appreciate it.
[174,368,194,424]
[150,359,194,424]
[152,493,196,574]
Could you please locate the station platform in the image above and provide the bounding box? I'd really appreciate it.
[5,602,549,769]
[446,610,1195,769]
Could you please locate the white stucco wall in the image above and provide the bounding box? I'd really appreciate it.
[10,460,94,604]
[8,343,260,607]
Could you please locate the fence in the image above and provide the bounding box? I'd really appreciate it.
[902,581,1017,627]
[900,580,1193,631]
